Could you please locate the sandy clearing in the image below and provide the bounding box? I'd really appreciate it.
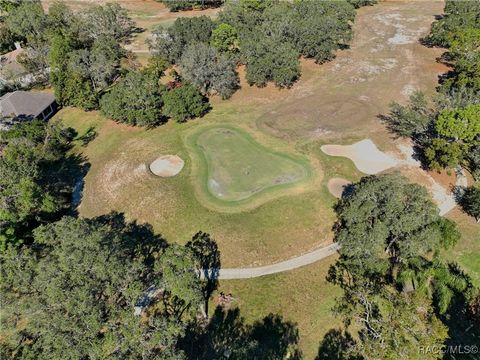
[321,139,399,174]
[150,155,184,177]
[327,178,352,199]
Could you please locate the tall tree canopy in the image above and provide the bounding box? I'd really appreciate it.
[323,173,472,358]
[0,215,205,359]
[149,16,215,64]
[0,120,79,250]
[162,83,209,122]
[179,43,239,99]
[333,173,457,275]
[100,70,166,126]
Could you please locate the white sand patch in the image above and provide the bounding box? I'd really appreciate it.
[388,32,413,45]
[150,155,184,177]
[321,139,399,174]
[327,178,352,199]
[401,84,417,97]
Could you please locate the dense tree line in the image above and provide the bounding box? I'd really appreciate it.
[150,0,374,95]
[157,0,224,12]
[382,0,480,221]
[0,1,133,107]
[318,174,479,358]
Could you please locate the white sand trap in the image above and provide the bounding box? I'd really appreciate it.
[149,155,184,177]
[321,139,399,174]
[327,178,352,199]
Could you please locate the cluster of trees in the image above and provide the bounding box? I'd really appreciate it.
[318,174,479,358]
[382,0,480,222]
[99,59,209,126]
[149,16,239,99]
[150,0,375,96]
[0,1,134,91]
[0,2,210,126]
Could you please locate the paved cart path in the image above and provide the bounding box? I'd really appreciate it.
[218,243,340,279]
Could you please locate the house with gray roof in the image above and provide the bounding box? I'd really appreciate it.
[0,91,57,129]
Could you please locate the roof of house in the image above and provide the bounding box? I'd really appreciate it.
[0,91,55,118]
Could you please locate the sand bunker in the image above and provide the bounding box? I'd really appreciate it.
[327,178,352,199]
[149,155,184,177]
[321,139,399,174]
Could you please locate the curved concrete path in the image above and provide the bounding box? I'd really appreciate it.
[218,243,340,279]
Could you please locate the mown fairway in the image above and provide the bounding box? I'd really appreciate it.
[185,125,311,210]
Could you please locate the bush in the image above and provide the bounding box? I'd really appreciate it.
[162,83,209,122]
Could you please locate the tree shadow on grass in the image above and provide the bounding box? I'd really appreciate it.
[187,231,221,317]
[93,211,167,269]
[181,306,301,359]
[315,329,362,360]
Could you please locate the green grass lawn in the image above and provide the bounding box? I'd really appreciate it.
[184,124,313,211]
[56,107,335,268]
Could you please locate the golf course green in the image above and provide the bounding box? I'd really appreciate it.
[185,125,312,212]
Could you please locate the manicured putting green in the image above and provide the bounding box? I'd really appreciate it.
[185,125,312,211]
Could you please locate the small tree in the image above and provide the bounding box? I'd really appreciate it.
[435,104,480,142]
[162,83,209,122]
[186,231,220,317]
[383,91,434,139]
[461,186,480,222]
[211,23,238,53]
[424,138,465,171]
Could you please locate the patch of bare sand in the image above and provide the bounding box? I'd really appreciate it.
[321,139,399,174]
[323,138,469,216]
[150,155,184,177]
[327,178,352,199]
